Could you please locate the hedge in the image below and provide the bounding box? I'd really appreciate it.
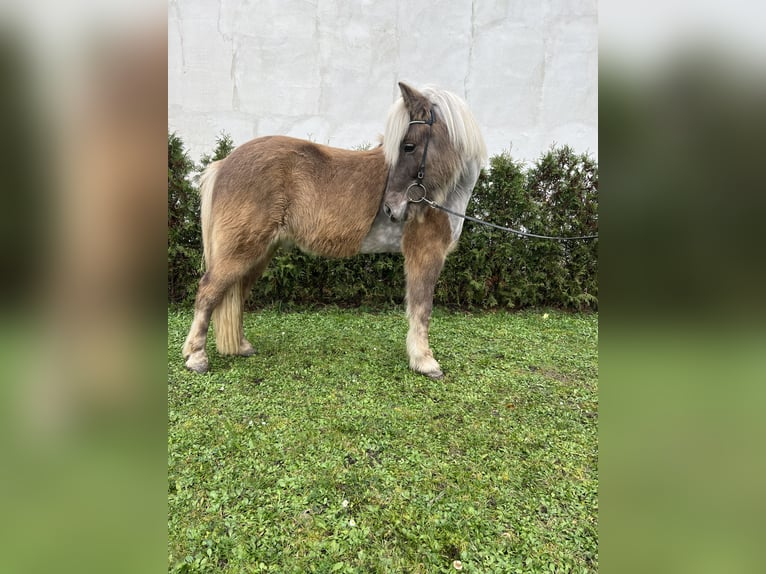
[168,132,597,310]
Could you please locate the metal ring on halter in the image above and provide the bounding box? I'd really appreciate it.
[406,182,427,203]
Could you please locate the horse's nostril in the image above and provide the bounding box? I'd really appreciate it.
[383,204,393,219]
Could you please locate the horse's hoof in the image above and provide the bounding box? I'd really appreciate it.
[185,362,209,374]
[185,354,209,374]
[238,343,256,357]
[411,358,444,380]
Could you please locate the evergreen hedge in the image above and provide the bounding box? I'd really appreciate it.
[167,132,201,305]
[167,133,597,310]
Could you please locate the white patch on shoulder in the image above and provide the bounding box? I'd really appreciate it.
[360,209,405,253]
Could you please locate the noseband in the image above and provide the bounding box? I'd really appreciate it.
[405,108,435,203]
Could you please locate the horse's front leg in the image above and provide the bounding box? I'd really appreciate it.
[402,208,452,379]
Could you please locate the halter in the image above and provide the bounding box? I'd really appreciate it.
[405,108,435,203]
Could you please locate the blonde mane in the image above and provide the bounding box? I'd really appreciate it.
[382,86,487,172]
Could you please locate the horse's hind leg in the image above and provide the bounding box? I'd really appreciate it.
[402,208,452,379]
[230,251,276,357]
[182,267,238,373]
[182,243,276,373]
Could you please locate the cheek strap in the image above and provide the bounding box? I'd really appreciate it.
[408,108,435,189]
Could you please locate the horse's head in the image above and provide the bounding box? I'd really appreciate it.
[381,83,461,223]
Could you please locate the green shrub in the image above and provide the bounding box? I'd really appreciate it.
[167,132,235,305]
[199,131,235,169]
[167,133,598,310]
[440,147,598,310]
[167,132,200,305]
[526,145,598,309]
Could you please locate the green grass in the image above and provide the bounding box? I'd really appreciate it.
[168,307,598,573]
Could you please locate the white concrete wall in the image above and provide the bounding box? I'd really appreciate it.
[168,0,597,164]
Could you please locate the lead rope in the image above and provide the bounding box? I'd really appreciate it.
[421,197,598,241]
[408,109,597,241]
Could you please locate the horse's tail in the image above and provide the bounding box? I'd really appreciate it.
[199,160,220,270]
[200,160,244,355]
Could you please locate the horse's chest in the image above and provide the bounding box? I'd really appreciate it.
[359,210,405,253]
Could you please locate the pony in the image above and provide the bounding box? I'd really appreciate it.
[182,82,487,378]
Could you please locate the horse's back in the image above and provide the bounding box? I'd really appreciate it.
[211,135,388,258]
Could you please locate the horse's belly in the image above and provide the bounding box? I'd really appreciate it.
[359,209,404,253]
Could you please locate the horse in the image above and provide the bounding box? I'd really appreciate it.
[182,82,487,378]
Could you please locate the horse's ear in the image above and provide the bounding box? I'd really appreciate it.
[398,82,420,101]
[398,82,428,116]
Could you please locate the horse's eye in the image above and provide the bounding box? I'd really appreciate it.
[403,143,416,153]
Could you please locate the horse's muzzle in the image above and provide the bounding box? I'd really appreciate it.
[384,203,403,223]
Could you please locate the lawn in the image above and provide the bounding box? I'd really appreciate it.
[168,307,598,573]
